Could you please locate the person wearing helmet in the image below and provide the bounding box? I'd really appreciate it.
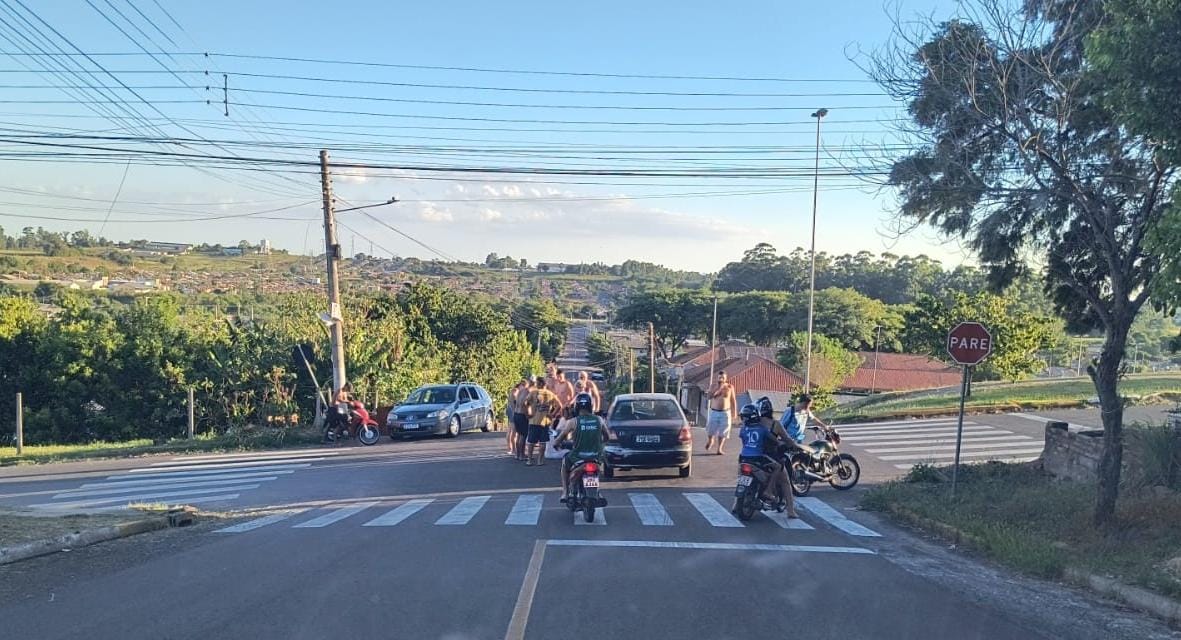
[736,400,794,516]
[757,396,799,517]
[552,392,611,503]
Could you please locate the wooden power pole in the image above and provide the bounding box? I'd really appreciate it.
[319,150,347,395]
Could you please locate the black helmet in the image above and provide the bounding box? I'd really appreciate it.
[756,396,774,419]
[574,392,594,412]
[738,403,760,425]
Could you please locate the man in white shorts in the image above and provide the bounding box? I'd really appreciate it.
[705,370,736,455]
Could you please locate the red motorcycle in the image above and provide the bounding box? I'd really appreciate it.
[324,401,381,446]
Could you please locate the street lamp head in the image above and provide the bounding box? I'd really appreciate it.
[386,196,398,204]
[811,108,829,119]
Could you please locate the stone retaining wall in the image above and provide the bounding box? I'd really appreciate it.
[1041,412,1181,483]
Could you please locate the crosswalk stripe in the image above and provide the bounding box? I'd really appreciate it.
[174,449,343,462]
[138,458,325,473]
[842,434,1017,447]
[126,463,311,477]
[217,510,307,533]
[841,427,1000,441]
[505,494,543,525]
[294,502,379,528]
[82,470,293,490]
[31,484,262,510]
[761,510,814,530]
[877,448,1044,461]
[796,497,880,537]
[363,499,434,527]
[684,493,744,528]
[835,423,978,435]
[435,496,491,525]
[867,440,1038,454]
[629,493,673,526]
[836,418,970,428]
[56,475,279,499]
[574,508,607,525]
[893,456,1040,469]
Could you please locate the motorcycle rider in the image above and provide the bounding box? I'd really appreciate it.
[781,393,830,465]
[552,392,611,503]
[756,396,799,518]
[737,402,795,516]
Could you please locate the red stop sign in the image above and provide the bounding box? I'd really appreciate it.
[947,322,993,365]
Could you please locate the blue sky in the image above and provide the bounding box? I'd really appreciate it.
[1,0,968,271]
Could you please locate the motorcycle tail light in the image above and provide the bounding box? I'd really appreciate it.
[584,462,599,474]
[740,463,754,475]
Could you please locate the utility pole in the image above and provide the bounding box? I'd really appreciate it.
[648,322,656,393]
[870,324,883,394]
[320,150,347,396]
[629,349,635,394]
[804,108,828,391]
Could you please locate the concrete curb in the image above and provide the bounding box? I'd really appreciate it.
[0,517,169,566]
[878,501,1181,626]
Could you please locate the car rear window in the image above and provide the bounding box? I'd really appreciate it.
[611,399,681,421]
[405,387,456,404]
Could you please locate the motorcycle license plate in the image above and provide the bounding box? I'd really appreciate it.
[582,476,600,488]
[737,475,754,486]
[635,435,660,444]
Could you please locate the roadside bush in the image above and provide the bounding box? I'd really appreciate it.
[1125,423,1180,490]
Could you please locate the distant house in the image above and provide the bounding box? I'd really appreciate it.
[840,351,961,394]
[536,262,569,273]
[670,341,779,371]
[143,241,191,254]
[680,356,805,426]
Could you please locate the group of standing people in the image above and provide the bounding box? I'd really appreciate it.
[504,363,602,466]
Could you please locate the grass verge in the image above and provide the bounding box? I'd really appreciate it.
[0,511,148,547]
[0,426,324,466]
[862,462,1181,599]
[828,373,1181,422]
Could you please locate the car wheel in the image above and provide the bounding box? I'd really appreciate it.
[679,461,692,478]
[480,411,492,432]
[447,415,461,438]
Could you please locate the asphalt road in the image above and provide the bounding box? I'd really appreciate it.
[0,424,1177,640]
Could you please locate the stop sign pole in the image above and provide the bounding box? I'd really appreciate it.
[946,322,994,495]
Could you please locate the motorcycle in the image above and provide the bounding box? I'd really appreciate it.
[732,459,786,521]
[788,426,860,496]
[323,401,381,446]
[564,453,608,523]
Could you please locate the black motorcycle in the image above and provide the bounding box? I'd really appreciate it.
[788,426,860,496]
[732,459,786,521]
[561,446,608,523]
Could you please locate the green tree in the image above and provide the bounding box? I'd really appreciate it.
[717,292,793,346]
[510,299,568,361]
[614,289,711,358]
[778,332,859,394]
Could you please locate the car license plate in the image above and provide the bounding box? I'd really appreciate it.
[635,435,660,444]
[582,476,600,488]
[737,475,753,486]
[403,423,418,430]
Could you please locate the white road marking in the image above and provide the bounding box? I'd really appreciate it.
[80,470,292,490]
[894,456,1039,469]
[435,495,491,525]
[504,540,547,640]
[629,493,673,526]
[841,427,1001,441]
[837,418,965,428]
[842,434,1016,446]
[1008,413,1089,429]
[31,484,261,510]
[546,539,874,554]
[834,423,979,435]
[172,449,343,462]
[505,494,543,526]
[216,510,307,533]
[362,499,434,526]
[55,475,279,499]
[877,448,1044,461]
[795,497,881,537]
[684,493,744,528]
[138,458,324,472]
[126,463,311,477]
[761,510,814,530]
[293,502,379,528]
[867,440,1039,454]
[574,507,607,525]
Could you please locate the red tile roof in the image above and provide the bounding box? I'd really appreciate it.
[683,356,805,397]
[843,351,961,393]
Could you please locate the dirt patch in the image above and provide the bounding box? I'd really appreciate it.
[0,512,145,547]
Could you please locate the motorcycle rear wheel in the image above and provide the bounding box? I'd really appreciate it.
[583,505,596,523]
[734,489,758,521]
[829,453,860,490]
[358,424,380,446]
[790,461,812,497]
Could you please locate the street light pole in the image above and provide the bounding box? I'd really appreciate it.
[804,108,828,391]
[319,150,347,397]
[870,324,883,394]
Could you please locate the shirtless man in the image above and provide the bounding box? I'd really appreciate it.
[573,370,602,413]
[704,371,736,455]
[548,367,576,411]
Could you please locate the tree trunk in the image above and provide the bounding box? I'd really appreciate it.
[1092,316,1131,527]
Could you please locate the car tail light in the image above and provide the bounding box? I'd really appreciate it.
[740,463,754,475]
[584,462,599,474]
[678,425,691,443]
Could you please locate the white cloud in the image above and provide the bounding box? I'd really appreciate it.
[478,207,504,222]
[417,202,454,222]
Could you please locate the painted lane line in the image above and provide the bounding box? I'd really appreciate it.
[1009,413,1089,429]
[841,427,1002,441]
[435,496,491,525]
[835,423,982,435]
[216,510,308,533]
[504,540,547,640]
[761,510,814,530]
[684,493,744,528]
[574,507,607,525]
[56,475,279,499]
[842,434,1019,447]
[629,493,674,526]
[877,448,1044,461]
[81,470,292,490]
[32,484,261,510]
[139,458,325,472]
[867,440,1041,454]
[835,417,968,428]
[172,449,343,462]
[546,539,873,554]
[293,502,379,528]
[126,463,311,477]
[893,456,1040,470]
[795,497,881,537]
[505,494,543,526]
[362,499,434,527]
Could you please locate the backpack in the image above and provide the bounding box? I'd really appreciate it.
[780,405,804,444]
